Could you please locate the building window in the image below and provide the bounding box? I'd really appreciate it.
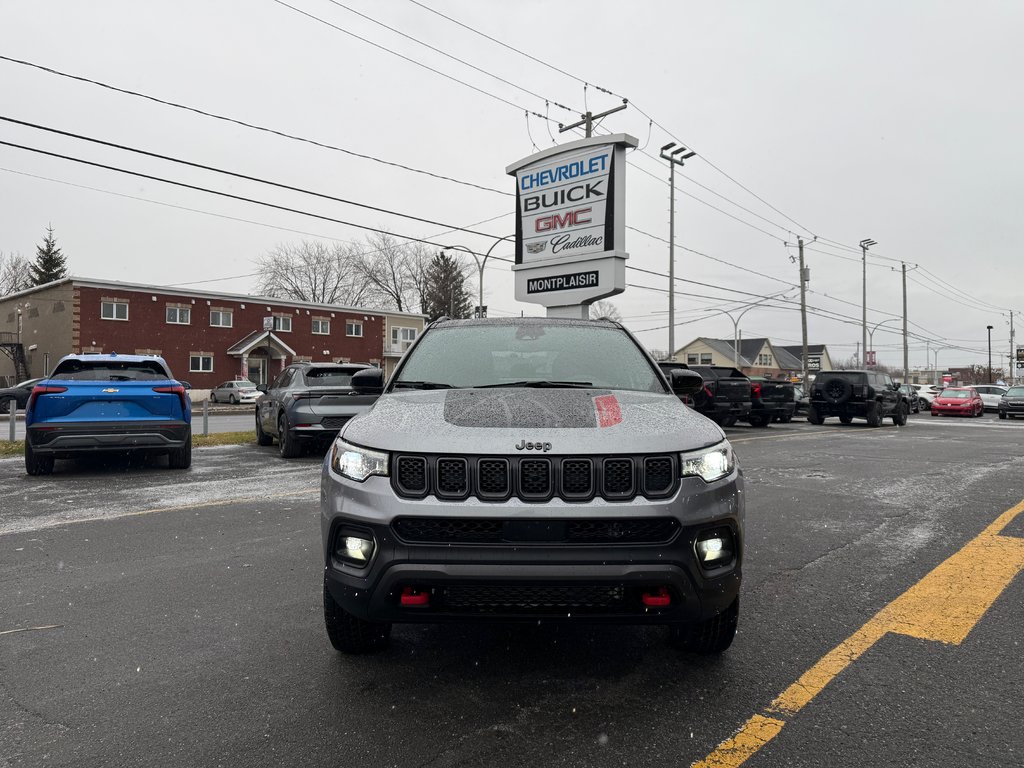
[101,301,128,321]
[757,354,773,366]
[210,309,233,328]
[391,326,417,350]
[273,315,292,332]
[700,353,712,365]
[686,354,699,364]
[313,318,331,335]
[346,320,363,337]
[166,306,191,325]
[189,355,213,372]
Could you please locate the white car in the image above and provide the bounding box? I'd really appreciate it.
[210,380,261,404]
[911,384,942,410]
[971,384,1008,411]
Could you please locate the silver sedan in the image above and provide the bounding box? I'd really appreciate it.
[210,380,261,404]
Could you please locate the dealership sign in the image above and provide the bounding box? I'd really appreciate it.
[507,134,637,316]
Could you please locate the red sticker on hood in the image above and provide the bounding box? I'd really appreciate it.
[594,394,622,428]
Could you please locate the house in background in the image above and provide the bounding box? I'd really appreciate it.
[0,276,427,388]
[672,337,834,379]
[778,344,835,377]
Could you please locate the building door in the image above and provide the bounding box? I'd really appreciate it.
[247,357,266,385]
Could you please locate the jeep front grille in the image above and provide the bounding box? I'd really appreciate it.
[391,517,680,545]
[391,454,678,502]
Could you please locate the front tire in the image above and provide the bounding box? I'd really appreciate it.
[255,411,273,445]
[807,406,824,425]
[210,392,218,403]
[24,442,54,476]
[324,577,391,654]
[893,402,908,427]
[669,598,739,654]
[999,411,1007,420]
[229,394,237,405]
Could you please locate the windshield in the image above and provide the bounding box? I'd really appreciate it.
[1006,387,1024,397]
[395,323,664,392]
[940,389,972,398]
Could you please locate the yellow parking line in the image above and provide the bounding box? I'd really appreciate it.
[693,497,1024,767]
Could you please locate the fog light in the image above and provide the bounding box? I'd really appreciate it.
[695,528,735,568]
[336,533,375,567]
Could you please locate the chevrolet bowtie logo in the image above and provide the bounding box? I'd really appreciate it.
[102,388,119,393]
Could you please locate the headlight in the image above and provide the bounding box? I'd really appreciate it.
[681,442,735,483]
[330,438,389,482]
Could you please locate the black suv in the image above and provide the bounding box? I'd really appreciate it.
[808,370,908,427]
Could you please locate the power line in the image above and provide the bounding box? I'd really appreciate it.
[0,116,511,241]
[0,54,511,197]
[269,0,553,122]
[322,0,577,114]
[0,139,513,253]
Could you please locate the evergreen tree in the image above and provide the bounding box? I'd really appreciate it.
[421,251,472,320]
[30,225,69,286]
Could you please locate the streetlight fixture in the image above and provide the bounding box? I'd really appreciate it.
[987,325,994,383]
[442,239,511,318]
[868,317,901,368]
[702,291,794,368]
[660,142,696,358]
[860,239,877,367]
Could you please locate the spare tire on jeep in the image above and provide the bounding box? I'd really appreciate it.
[820,376,853,405]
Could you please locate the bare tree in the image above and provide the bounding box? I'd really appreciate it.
[589,299,622,322]
[0,251,33,297]
[254,240,372,306]
[355,232,421,313]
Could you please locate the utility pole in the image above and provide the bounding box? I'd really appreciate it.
[558,100,628,138]
[855,341,860,368]
[659,142,695,358]
[986,325,994,384]
[799,238,809,384]
[902,263,909,382]
[860,239,877,369]
[1011,311,1017,385]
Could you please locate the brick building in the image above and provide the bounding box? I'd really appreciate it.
[0,277,427,388]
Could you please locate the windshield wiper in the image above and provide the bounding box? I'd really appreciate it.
[474,380,594,389]
[392,380,455,390]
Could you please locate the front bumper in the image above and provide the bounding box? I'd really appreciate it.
[27,420,190,456]
[931,405,974,416]
[320,461,744,625]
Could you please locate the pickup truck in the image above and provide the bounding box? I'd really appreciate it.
[658,362,752,427]
[746,377,797,426]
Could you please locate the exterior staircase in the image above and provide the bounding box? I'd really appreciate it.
[0,332,30,382]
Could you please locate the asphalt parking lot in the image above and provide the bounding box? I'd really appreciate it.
[1,413,1022,767]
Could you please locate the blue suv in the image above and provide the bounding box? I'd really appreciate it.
[24,354,192,475]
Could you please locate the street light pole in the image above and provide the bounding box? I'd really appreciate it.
[860,239,877,368]
[660,142,695,359]
[987,325,993,383]
[701,291,794,369]
[868,318,901,366]
[442,239,511,318]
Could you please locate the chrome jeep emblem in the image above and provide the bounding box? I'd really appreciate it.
[515,440,552,452]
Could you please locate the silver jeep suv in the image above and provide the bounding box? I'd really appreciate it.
[320,318,744,654]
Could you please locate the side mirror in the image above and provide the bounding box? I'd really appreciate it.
[892,381,901,389]
[351,368,385,395]
[180,381,192,390]
[670,368,703,396]
[256,384,267,393]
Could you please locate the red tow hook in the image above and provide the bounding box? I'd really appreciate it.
[641,587,672,607]
[400,586,430,607]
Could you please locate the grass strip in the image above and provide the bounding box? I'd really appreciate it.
[0,430,257,457]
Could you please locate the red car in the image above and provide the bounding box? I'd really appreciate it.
[931,387,984,417]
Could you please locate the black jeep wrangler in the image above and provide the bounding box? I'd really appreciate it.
[808,370,908,427]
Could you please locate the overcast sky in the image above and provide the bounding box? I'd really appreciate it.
[1,1,1021,372]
